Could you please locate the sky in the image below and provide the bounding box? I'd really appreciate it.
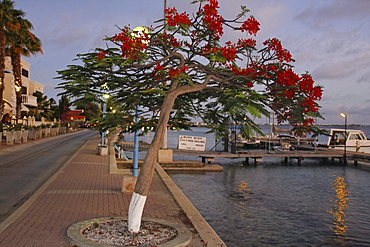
[12,0,370,125]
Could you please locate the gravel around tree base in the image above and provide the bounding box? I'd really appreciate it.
[82,220,177,246]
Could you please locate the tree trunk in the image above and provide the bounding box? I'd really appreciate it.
[128,91,178,233]
[16,90,22,119]
[0,30,6,122]
[11,52,22,120]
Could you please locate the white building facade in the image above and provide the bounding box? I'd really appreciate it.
[3,57,44,117]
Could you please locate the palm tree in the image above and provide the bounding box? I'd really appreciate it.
[31,91,48,120]
[58,95,71,122]
[6,16,42,119]
[0,0,25,122]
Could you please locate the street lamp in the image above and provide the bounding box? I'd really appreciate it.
[22,116,27,126]
[340,112,347,163]
[11,115,16,125]
[131,26,150,177]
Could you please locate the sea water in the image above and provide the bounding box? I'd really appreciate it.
[169,164,370,246]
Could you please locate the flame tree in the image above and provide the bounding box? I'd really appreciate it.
[56,0,324,233]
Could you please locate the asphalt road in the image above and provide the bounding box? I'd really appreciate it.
[0,129,99,222]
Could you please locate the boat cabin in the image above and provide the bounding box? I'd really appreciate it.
[327,129,370,147]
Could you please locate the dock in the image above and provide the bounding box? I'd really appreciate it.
[115,142,370,167]
[172,146,348,165]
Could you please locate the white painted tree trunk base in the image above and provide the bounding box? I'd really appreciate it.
[128,192,147,233]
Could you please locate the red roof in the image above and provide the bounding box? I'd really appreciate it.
[66,110,84,116]
[66,110,85,122]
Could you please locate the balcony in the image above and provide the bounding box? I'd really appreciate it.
[22,94,37,107]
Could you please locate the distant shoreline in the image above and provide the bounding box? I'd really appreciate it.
[190,123,370,127]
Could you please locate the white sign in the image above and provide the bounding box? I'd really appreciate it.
[178,135,206,151]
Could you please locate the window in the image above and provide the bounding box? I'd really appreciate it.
[22,68,29,78]
[21,86,27,94]
[349,134,359,140]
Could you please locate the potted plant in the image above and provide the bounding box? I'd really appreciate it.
[13,124,23,144]
[22,125,29,142]
[51,123,59,136]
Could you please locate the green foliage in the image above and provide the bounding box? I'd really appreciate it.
[75,101,101,121]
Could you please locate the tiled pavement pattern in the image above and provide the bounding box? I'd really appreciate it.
[0,135,206,246]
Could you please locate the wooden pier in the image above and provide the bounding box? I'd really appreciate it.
[116,142,370,166]
[173,147,349,165]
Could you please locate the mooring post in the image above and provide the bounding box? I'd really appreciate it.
[297,157,302,166]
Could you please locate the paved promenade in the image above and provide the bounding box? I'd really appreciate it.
[0,133,224,246]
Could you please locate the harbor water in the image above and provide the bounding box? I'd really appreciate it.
[123,126,370,246]
[169,163,370,246]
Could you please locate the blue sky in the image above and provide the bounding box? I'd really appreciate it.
[13,0,370,125]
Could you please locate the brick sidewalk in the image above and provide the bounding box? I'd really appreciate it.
[0,135,204,246]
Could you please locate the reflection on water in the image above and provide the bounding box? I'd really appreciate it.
[169,164,370,246]
[330,176,349,236]
[235,181,250,218]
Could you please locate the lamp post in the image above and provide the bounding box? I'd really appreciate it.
[340,112,347,163]
[101,93,110,146]
[132,105,140,177]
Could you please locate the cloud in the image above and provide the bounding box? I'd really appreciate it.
[313,62,354,80]
[356,72,370,84]
[313,48,370,81]
[321,103,370,125]
[294,0,370,28]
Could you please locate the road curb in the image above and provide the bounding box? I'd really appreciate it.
[155,163,227,246]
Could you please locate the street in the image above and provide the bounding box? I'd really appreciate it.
[0,129,99,222]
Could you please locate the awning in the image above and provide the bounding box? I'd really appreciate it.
[273,125,291,133]
[21,104,29,112]
[3,99,13,109]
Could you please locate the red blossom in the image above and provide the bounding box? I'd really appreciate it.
[168,66,189,79]
[270,68,322,116]
[312,86,323,100]
[97,50,107,60]
[302,118,315,126]
[152,63,165,79]
[221,43,237,61]
[276,69,300,89]
[228,65,255,77]
[201,42,239,63]
[237,38,257,48]
[153,66,189,80]
[244,81,253,87]
[165,7,192,27]
[111,26,151,60]
[158,33,182,48]
[240,17,260,36]
[298,74,322,100]
[263,38,292,62]
[199,0,224,39]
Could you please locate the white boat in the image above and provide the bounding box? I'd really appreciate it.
[233,134,261,149]
[327,129,370,152]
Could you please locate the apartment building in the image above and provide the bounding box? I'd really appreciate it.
[3,57,44,117]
